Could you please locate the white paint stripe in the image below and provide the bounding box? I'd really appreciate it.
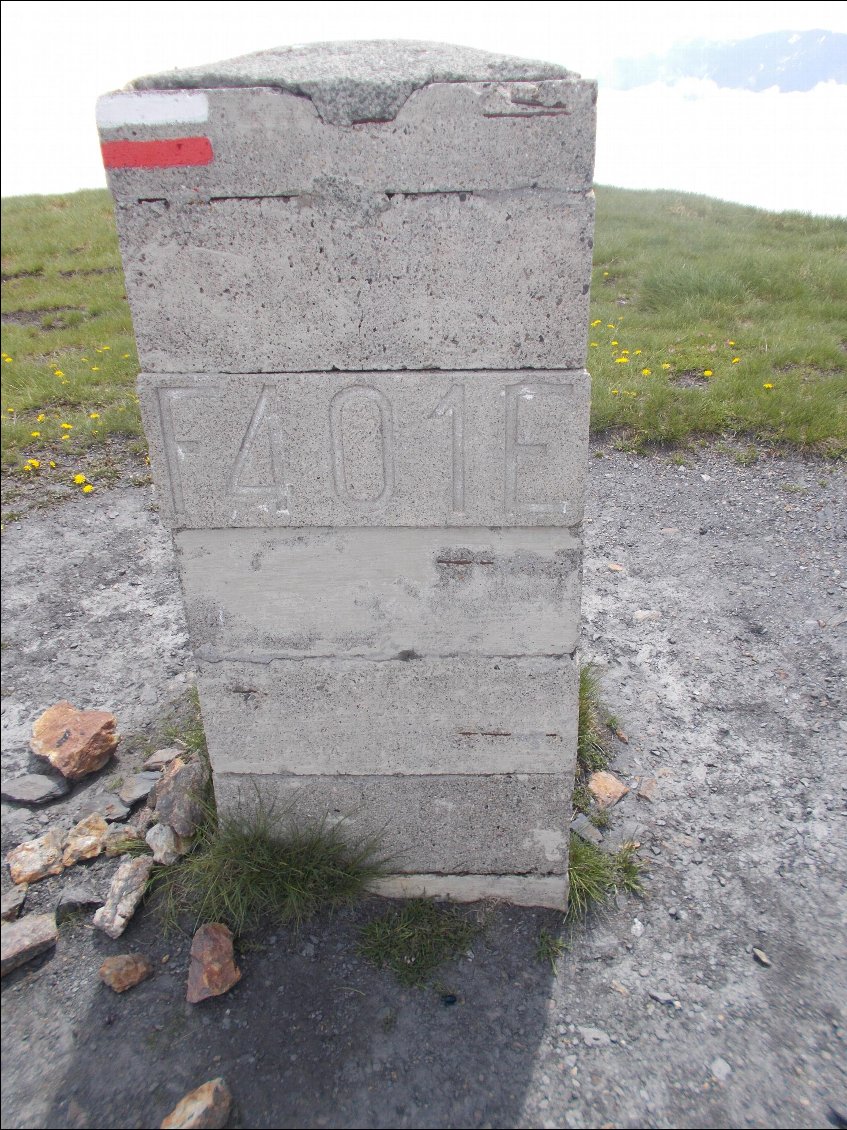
[96,91,209,129]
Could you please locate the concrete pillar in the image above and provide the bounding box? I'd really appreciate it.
[98,42,596,910]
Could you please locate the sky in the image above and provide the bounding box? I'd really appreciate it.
[2,0,846,214]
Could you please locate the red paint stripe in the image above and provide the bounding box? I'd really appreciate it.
[101,137,213,169]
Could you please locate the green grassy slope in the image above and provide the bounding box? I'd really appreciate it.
[2,186,845,499]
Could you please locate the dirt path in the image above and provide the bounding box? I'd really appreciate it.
[2,444,845,1130]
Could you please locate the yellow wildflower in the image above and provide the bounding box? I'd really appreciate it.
[91,366,100,372]
[611,340,619,346]
[763,383,774,390]
[30,431,41,438]
[89,412,100,420]
[634,349,642,355]
[661,362,671,370]
[73,473,87,484]
[590,342,599,347]
[60,422,73,430]
[82,483,94,493]
[615,357,629,364]
[54,370,64,377]
[49,460,56,468]
[642,368,651,376]
[611,389,620,395]
[732,357,740,364]
[591,319,602,327]
[27,459,40,469]
[704,369,713,377]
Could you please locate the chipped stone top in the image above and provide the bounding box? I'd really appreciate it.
[129,39,577,125]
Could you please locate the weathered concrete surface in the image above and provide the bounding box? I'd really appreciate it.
[141,370,590,529]
[120,194,593,374]
[178,527,581,659]
[100,83,595,200]
[128,40,577,125]
[370,873,568,909]
[198,656,577,777]
[97,41,594,908]
[214,771,570,875]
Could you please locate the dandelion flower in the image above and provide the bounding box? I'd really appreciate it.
[634,349,642,356]
[4,358,12,364]
[642,368,652,376]
[54,370,64,377]
[91,366,100,372]
[60,435,69,442]
[121,353,130,359]
[611,340,619,346]
[30,431,41,438]
[27,459,40,469]
[732,357,740,364]
[49,460,56,468]
[661,362,671,370]
[5,407,14,414]
[607,324,615,329]
[73,473,87,485]
[82,483,94,493]
[728,340,736,346]
[611,389,620,395]
[763,383,774,390]
[615,357,629,364]
[704,370,713,377]
[60,422,73,430]
[590,342,599,347]
[591,319,602,327]
[89,412,100,420]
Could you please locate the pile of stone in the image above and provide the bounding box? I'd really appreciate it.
[1,701,208,970]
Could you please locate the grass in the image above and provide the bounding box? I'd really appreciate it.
[155,796,388,937]
[536,926,567,972]
[358,899,480,987]
[568,836,644,921]
[2,186,844,507]
[590,188,847,455]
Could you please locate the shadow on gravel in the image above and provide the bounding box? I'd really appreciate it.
[37,897,560,1130]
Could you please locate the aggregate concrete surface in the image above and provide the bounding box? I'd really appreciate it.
[1,443,845,1130]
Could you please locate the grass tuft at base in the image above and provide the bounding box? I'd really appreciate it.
[154,797,388,937]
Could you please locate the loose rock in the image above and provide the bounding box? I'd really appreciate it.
[119,772,161,807]
[62,813,109,867]
[1,773,70,806]
[160,1077,233,1129]
[570,814,603,846]
[7,829,65,885]
[56,884,104,923]
[153,759,207,837]
[648,989,681,1008]
[144,747,183,771]
[78,794,131,823]
[710,1056,732,1082]
[30,701,119,780]
[93,856,154,939]
[99,953,153,992]
[1,913,58,976]
[588,771,630,809]
[637,777,658,802]
[146,823,192,865]
[1,885,27,922]
[186,923,241,1004]
[752,947,772,967]
[578,1026,612,1048]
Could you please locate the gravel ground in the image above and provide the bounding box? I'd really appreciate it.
[1,442,845,1130]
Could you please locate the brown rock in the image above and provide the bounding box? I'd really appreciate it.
[131,804,157,835]
[93,856,154,939]
[186,923,241,1004]
[153,759,207,838]
[144,747,183,771]
[30,701,119,781]
[99,953,154,992]
[62,813,110,867]
[588,770,630,809]
[1,913,58,976]
[160,1078,232,1129]
[637,777,658,802]
[7,829,65,884]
